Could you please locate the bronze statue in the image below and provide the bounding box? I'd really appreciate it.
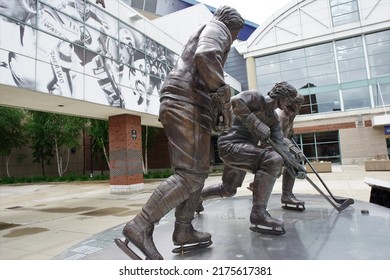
[275,94,305,210]
[115,6,244,260]
[246,94,305,210]
[198,82,306,235]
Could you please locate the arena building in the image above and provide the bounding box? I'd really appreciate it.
[1,0,389,190]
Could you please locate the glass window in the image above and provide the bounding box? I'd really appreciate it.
[342,87,371,110]
[372,82,390,108]
[308,74,338,86]
[281,68,307,81]
[300,94,319,115]
[339,69,367,83]
[305,43,333,56]
[306,52,334,67]
[279,49,305,62]
[131,0,144,10]
[286,78,310,91]
[257,63,280,75]
[336,37,367,84]
[144,0,157,13]
[330,0,360,27]
[256,53,279,66]
[256,42,340,111]
[297,131,340,162]
[280,57,306,70]
[370,64,390,78]
[366,30,390,79]
[365,29,390,45]
[307,63,336,76]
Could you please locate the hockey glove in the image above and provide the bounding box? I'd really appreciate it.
[211,85,232,132]
[244,113,270,141]
[286,162,307,179]
[284,138,305,161]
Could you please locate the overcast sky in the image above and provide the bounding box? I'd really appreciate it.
[197,0,293,25]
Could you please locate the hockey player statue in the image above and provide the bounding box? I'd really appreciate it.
[115,6,244,259]
[199,82,306,235]
[247,94,306,210]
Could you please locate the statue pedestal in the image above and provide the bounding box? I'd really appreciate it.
[54,194,390,260]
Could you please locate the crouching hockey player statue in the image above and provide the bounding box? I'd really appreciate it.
[276,94,305,210]
[198,82,306,235]
[247,93,306,210]
[115,6,244,259]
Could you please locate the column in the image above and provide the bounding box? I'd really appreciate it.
[109,114,143,194]
[246,56,257,90]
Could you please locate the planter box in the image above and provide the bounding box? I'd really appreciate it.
[364,160,390,171]
[305,162,332,173]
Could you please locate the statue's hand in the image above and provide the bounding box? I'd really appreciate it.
[286,163,307,179]
[212,85,232,132]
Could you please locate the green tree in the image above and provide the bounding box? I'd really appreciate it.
[26,111,87,177]
[50,114,88,177]
[89,119,110,170]
[25,111,55,176]
[0,106,27,177]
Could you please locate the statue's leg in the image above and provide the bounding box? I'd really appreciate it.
[119,171,199,259]
[196,164,246,213]
[281,167,305,211]
[250,150,286,235]
[173,175,213,253]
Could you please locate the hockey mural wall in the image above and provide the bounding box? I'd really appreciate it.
[0,0,179,115]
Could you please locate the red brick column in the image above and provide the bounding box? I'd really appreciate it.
[109,114,143,193]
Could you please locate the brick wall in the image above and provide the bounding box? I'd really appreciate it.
[109,114,143,186]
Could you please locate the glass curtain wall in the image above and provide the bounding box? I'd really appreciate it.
[329,0,360,27]
[256,43,339,115]
[366,30,390,108]
[255,29,390,116]
[336,37,370,110]
[295,131,340,163]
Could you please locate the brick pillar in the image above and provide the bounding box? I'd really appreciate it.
[109,114,144,194]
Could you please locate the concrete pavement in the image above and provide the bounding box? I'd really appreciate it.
[0,164,389,260]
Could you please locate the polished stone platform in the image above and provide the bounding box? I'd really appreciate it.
[54,194,390,260]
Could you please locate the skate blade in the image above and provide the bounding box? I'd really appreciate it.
[115,238,143,260]
[172,240,213,254]
[250,226,286,236]
[282,204,305,211]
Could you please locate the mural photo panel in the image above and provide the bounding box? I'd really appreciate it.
[118,21,145,51]
[1,0,180,115]
[85,2,118,38]
[0,0,37,24]
[0,49,36,91]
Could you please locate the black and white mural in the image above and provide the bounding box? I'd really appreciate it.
[0,0,179,114]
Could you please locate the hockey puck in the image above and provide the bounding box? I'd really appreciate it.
[361,210,369,215]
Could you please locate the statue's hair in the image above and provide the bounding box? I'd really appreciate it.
[267,81,297,99]
[292,94,304,105]
[213,6,244,31]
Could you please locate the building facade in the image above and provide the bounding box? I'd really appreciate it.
[237,0,390,164]
[0,0,248,184]
[0,0,184,190]
[2,0,389,183]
